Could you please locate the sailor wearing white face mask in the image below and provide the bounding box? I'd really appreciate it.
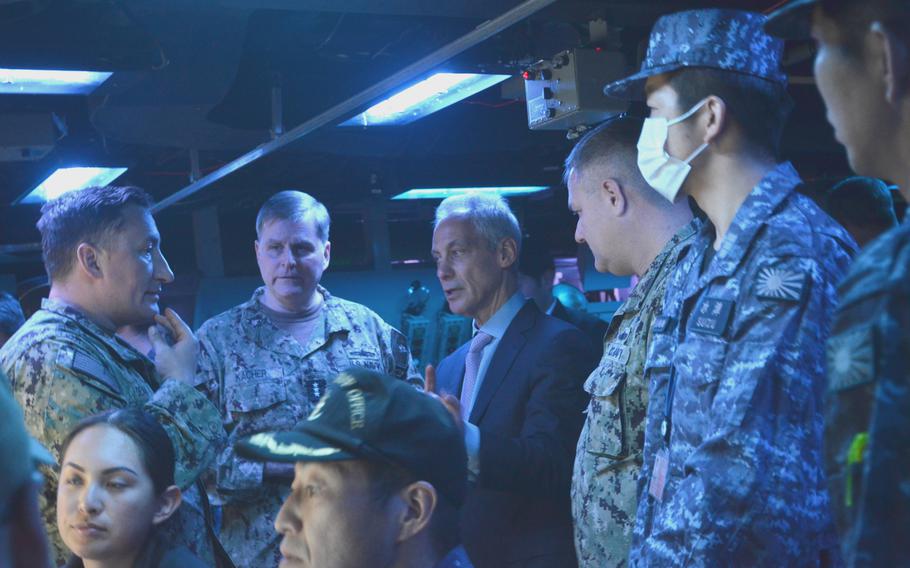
[636,98,709,204]
[602,8,858,566]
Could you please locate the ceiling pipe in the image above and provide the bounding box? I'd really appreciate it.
[152,0,558,212]
[0,242,41,254]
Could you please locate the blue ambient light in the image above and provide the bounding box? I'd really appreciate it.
[0,68,112,95]
[392,186,549,200]
[19,167,129,204]
[340,72,511,127]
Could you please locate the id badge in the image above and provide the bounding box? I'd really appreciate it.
[649,447,670,502]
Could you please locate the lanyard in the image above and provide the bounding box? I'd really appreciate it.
[661,366,676,443]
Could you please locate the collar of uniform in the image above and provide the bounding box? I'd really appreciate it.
[837,220,910,305]
[616,219,699,318]
[240,285,351,346]
[702,161,801,280]
[474,291,526,340]
[38,298,156,364]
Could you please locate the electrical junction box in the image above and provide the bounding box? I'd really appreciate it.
[0,113,58,162]
[524,48,628,131]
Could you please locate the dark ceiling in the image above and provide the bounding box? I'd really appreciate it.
[0,0,860,279]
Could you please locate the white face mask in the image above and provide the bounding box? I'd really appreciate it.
[637,98,710,203]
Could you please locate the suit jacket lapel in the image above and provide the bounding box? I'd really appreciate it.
[469,302,537,424]
[438,343,468,397]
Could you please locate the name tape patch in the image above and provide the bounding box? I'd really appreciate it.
[689,297,734,336]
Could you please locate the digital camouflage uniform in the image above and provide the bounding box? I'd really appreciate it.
[630,163,856,566]
[571,221,696,568]
[0,299,225,566]
[196,285,420,567]
[824,215,910,567]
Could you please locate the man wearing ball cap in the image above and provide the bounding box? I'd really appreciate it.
[602,7,855,565]
[237,367,473,568]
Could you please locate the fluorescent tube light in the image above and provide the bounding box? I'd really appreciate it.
[19,167,128,204]
[340,72,511,127]
[0,68,112,95]
[392,186,549,200]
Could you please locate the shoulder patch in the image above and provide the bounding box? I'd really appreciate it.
[70,351,122,395]
[827,326,876,392]
[754,265,806,302]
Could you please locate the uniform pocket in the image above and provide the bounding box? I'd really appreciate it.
[644,326,675,375]
[674,333,726,389]
[226,376,288,414]
[584,364,627,459]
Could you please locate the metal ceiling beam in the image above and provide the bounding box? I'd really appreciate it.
[0,243,41,254]
[152,0,558,213]
[214,0,520,20]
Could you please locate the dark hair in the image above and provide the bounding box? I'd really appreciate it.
[825,176,899,229]
[667,67,793,159]
[37,186,153,282]
[563,115,645,188]
[361,460,461,560]
[518,237,554,281]
[0,292,25,339]
[820,0,910,59]
[60,408,175,495]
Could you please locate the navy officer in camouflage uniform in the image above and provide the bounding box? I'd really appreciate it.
[0,185,228,566]
[768,1,910,565]
[196,190,420,567]
[603,9,857,565]
[565,116,695,567]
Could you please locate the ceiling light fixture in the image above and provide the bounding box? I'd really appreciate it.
[18,167,128,204]
[0,68,112,95]
[339,72,511,127]
[392,186,548,200]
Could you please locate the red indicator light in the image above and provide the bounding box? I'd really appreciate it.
[522,70,530,80]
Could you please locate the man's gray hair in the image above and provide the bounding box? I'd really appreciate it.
[256,190,331,242]
[434,193,522,253]
[563,115,670,208]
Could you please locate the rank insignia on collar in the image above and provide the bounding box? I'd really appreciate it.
[755,265,806,301]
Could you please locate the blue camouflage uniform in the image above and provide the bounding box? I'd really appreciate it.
[763,3,910,564]
[602,9,857,564]
[824,214,910,567]
[631,164,855,565]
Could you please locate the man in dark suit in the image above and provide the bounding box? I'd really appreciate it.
[517,237,608,357]
[427,193,597,568]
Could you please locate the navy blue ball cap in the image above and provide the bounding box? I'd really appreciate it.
[236,367,468,506]
[604,9,787,100]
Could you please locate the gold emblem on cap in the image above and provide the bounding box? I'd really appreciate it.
[247,433,342,457]
[328,372,367,429]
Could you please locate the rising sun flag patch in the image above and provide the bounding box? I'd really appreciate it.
[755,265,806,301]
